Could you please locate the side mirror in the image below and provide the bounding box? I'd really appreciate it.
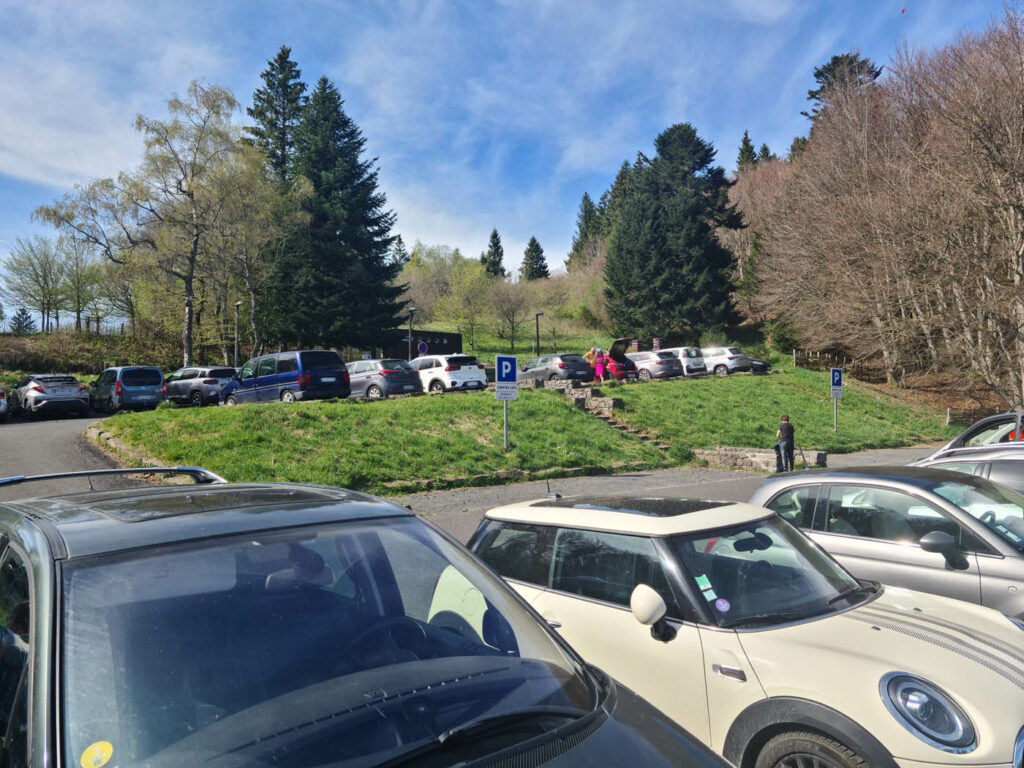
[630,584,676,643]
[89,381,97,388]
[919,530,970,571]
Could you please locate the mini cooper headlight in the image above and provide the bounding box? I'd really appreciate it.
[881,673,975,752]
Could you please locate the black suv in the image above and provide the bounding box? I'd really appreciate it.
[0,468,727,768]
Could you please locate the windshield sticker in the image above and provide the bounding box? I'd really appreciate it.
[702,588,718,601]
[81,741,114,768]
[715,598,731,613]
[695,574,712,591]
[997,524,1023,543]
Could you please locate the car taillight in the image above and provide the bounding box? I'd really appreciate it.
[381,369,399,375]
[445,365,460,371]
[657,360,670,365]
[727,356,736,360]
[342,371,350,383]
[30,385,45,394]
[115,381,122,397]
[478,364,485,370]
[78,384,88,392]
[298,373,311,387]
[162,382,168,395]
[557,363,568,369]
[0,391,5,400]
[202,379,217,385]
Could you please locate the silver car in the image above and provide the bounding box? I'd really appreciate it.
[165,366,237,407]
[11,374,90,418]
[625,351,684,380]
[749,465,1024,618]
[90,366,166,412]
[913,445,1024,496]
[918,411,1024,461]
[660,346,707,377]
[700,346,752,376]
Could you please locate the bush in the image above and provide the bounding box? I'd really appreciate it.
[764,319,799,353]
[699,327,728,347]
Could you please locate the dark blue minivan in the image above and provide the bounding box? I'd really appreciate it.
[221,350,350,405]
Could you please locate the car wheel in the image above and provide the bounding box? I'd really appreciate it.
[190,390,205,408]
[225,395,238,407]
[639,369,652,380]
[755,731,866,768]
[367,385,385,400]
[429,380,445,393]
[548,374,560,381]
[281,390,297,403]
[715,365,729,376]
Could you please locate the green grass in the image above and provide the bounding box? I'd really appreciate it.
[96,390,670,492]
[599,367,959,454]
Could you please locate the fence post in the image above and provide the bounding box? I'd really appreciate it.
[792,349,797,368]
[946,408,951,426]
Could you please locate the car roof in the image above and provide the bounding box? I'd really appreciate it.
[0,483,414,559]
[926,446,1024,462]
[760,464,972,489]
[485,495,772,536]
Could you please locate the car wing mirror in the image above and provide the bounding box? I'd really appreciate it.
[630,584,676,643]
[919,530,970,571]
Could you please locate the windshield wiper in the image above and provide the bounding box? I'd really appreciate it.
[826,584,877,607]
[719,610,812,628]
[378,706,586,767]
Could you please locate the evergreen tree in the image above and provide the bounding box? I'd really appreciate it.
[268,76,403,349]
[604,123,741,338]
[789,135,809,159]
[245,46,308,183]
[519,237,549,280]
[390,235,410,266]
[567,192,601,271]
[9,307,36,335]
[480,228,506,278]
[803,52,882,119]
[737,130,757,169]
[758,143,776,162]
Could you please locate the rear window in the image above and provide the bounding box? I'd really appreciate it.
[207,368,236,378]
[728,347,745,355]
[447,356,479,367]
[656,352,677,360]
[380,359,413,370]
[559,355,587,364]
[121,369,163,386]
[299,351,344,370]
[685,348,701,358]
[36,375,77,384]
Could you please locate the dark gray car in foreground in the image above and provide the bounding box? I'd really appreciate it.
[749,465,1024,617]
[0,467,726,768]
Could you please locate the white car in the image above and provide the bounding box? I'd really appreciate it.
[470,495,1024,768]
[701,346,752,376]
[660,346,708,376]
[409,354,487,393]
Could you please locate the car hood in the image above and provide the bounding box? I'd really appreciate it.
[737,586,1024,763]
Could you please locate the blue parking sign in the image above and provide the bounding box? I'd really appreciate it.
[831,368,842,387]
[496,356,517,384]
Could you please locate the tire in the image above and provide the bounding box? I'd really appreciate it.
[639,369,652,380]
[429,380,445,393]
[190,390,205,408]
[715,365,729,377]
[548,374,560,381]
[755,731,866,768]
[366,385,384,400]
[225,395,238,407]
[281,390,296,403]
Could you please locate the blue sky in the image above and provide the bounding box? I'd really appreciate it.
[0,0,1003,278]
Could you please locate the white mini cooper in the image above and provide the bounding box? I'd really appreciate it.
[468,495,1024,768]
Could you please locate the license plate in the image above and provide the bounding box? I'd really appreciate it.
[403,385,415,390]
[321,377,336,383]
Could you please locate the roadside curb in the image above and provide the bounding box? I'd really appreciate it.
[378,461,657,495]
[85,424,166,473]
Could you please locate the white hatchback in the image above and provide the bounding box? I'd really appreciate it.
[470,495,1024,768]
[410,354,488,393]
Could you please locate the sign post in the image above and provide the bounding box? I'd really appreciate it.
[495,355,518,451]
[830,368,843,432]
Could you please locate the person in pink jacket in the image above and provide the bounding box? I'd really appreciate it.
[594,348,606,382]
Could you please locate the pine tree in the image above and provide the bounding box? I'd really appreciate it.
[567,192,600,271]
[268,76,402,349]
[480,228,506,278]
[604,123,741,338]
[390,235,410,266]
[737,130,757,169]
[803,52,882,120]
[245,46,307,183]
[519,237,549,280]
[9,307,36,335]
[758,143,776,162]
[789,136,809,159]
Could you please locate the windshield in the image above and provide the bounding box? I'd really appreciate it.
[930,476,1024,551]
[61,518,594,767]
[667,517,861,628]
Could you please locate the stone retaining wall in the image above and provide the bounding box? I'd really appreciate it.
[693,447,828,472]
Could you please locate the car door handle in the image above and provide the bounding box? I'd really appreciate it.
[711,664,747,682]
[546,619,562,629]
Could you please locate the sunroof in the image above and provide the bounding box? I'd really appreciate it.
[531,496,731,517]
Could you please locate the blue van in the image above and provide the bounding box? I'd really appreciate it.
[220,350,350,405]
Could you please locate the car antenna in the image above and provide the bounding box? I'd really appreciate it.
[546,479,561,500]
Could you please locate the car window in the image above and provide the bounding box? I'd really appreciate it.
[685,348,701,358]
[239,360,257,380]
[930,476,1024,552]
[963,418,1016,447]
[257,357,276,377]
[349,362,370,374]
[523,358,539,369]
[298,350,344,370]
[447,356,478,367]
[121,368,162,387]
[207,368,237,379]
[0,550,30,768]
[986,462,1024,493]
[550,528,676,616]
[764,485,819,529]
[179,370,198,381]
[823,485,958,543]
[276,354,298,374]
[473,522,550,586]
[934,462,982,476]
[381,359,412,370]
[727,347,744,355]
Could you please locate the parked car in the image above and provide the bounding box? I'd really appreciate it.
[749,357,772,374]
[221,350,350,405]
[626,351,683,380]
[409,354,487,392]
[471,494,1024,768]
[0,384,8,422]
[12,374,90,417]
[749,464,1024,617]
[165,365,238,407]
[347,358,421,399]
[918,412,1024,461]
[911,445,1024,497]
[660,346,707,377]
[90,366,165,412]
[0,467,729,768]
[700,346,752,376]
[519,353,594,383]
[604,338,639,381]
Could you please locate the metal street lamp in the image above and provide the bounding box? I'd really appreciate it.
[407,307,418,361]
[534,312,544,355]
[233,301,244,368]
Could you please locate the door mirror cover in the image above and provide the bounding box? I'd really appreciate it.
[630,583,667,626]
[919,530,970,570]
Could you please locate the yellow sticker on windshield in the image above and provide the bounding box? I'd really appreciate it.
[80,741,113,768]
